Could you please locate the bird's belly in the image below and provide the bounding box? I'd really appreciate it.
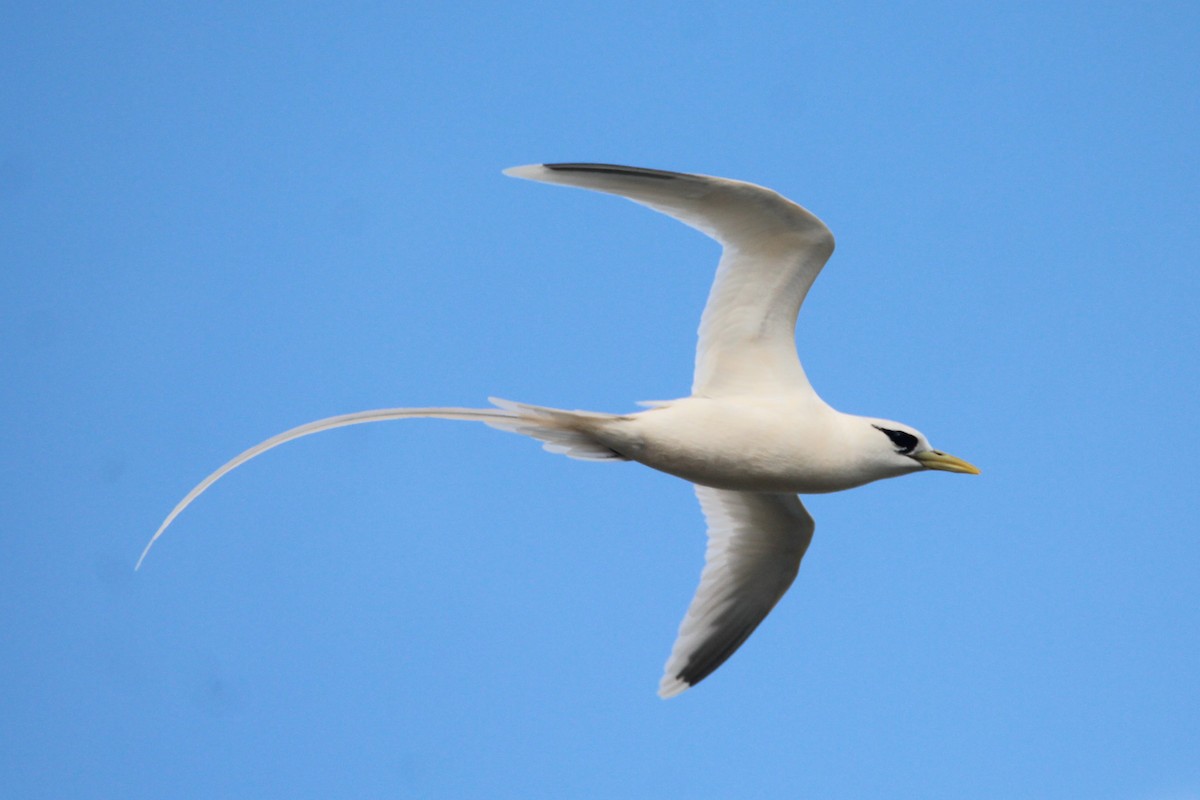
[598,400,870,494]
[637,442,869,494]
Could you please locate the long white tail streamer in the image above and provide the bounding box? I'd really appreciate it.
[136,400,621,570]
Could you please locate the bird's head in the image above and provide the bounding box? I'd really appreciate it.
[859,418,980,478]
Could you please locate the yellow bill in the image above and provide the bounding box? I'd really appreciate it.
[913,450,981,475]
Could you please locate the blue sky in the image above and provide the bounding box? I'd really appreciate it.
[3,2,1198,798]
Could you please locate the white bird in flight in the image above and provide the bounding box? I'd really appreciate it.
[140,163,979,698]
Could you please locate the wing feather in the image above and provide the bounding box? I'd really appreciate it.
[658,487,814,698]
[503,163,834,397]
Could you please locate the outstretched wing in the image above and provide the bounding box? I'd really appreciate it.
[503,163,835,397]
[659,486,815,698]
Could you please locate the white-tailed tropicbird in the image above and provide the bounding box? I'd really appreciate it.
[139,163,979,698]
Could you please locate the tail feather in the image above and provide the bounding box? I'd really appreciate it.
[137,399,624,569]
[486,398,625,462]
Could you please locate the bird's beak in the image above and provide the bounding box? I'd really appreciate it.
[912,450,981,475]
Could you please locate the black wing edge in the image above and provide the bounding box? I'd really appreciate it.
[543,162,687,180]
[672,619,763,690]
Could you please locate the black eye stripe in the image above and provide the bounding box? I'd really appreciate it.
[873,425,918,454]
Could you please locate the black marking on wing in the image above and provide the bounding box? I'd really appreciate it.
[543,162,686,180]
[673,610,765,690]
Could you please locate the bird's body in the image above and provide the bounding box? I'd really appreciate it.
[141,162,978,698]
[553,395,923,494]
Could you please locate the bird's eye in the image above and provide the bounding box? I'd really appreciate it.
[873,425,918,455]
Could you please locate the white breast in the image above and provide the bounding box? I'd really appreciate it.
[597,396,880,494]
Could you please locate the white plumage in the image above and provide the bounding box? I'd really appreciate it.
[141,163,979,697]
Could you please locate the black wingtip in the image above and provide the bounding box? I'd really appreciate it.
[674,624,759,689]
[543,163,685,180]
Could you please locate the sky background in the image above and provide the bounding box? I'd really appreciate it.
[3,2,1198,798]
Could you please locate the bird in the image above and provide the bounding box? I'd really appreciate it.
[139,163,979,698]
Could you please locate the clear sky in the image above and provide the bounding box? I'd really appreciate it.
[3,2,1198,798]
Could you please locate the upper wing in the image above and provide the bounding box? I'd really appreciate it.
[658,486,815,698]
[503,163,835,397]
